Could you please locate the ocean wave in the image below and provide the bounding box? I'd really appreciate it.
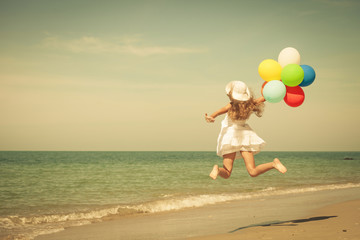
[0,206,135,240]
[129,182,360,213]
[1,182,359,240]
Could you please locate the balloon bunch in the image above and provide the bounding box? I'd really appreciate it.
[258,47,316,107]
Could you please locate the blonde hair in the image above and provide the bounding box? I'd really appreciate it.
[227,92,264,121]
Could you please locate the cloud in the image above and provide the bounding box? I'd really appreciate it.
[42,35,207,56]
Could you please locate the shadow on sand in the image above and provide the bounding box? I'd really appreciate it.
[229,216,337,233]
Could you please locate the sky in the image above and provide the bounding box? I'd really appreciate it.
[0,0,359,151]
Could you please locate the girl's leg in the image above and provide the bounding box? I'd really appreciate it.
[209,152,236,180]
[241,151,287,177]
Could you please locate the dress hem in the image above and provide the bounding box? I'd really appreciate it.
[217,143,266,159]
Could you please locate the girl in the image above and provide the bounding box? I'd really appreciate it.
[205,81,287,180]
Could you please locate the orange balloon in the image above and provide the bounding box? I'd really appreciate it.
[261,81,267,96]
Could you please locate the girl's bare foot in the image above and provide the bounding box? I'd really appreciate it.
[273,158,287,174]
[209,165,219,180]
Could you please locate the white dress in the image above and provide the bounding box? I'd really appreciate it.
[217,114,266,159]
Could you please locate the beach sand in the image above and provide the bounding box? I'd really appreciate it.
[35,187,360,240]
[190,198,360,240]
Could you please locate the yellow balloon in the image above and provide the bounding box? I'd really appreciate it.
[258,59,282,82]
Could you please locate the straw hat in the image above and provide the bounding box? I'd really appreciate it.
[225,81,251,101]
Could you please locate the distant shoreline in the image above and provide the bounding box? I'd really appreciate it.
[1,150,359,152]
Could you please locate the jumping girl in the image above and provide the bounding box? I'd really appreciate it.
[205,81,287,180]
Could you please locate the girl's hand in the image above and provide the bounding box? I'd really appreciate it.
[256,96,266,104]
[205,113,215,123]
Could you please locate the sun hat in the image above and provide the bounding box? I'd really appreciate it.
[225,81,251,101]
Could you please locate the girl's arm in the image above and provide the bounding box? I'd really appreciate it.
[205,103,232,123]
[255,96,266,104]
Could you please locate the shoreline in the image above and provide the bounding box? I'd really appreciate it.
[35,187,360,240]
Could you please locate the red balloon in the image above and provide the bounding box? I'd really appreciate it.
[261,81,267,96]
[284,86,305,107]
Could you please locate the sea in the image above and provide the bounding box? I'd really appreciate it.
[0,151,359,240]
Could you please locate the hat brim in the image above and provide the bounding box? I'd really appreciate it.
[225,81,234,95]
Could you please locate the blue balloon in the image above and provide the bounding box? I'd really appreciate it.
[299,65,316,87]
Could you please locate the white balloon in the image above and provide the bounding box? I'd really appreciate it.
[278,47,300,67]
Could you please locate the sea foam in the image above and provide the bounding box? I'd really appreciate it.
[129,183,360,213]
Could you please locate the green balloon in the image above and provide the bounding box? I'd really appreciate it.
[281,64,304,87]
